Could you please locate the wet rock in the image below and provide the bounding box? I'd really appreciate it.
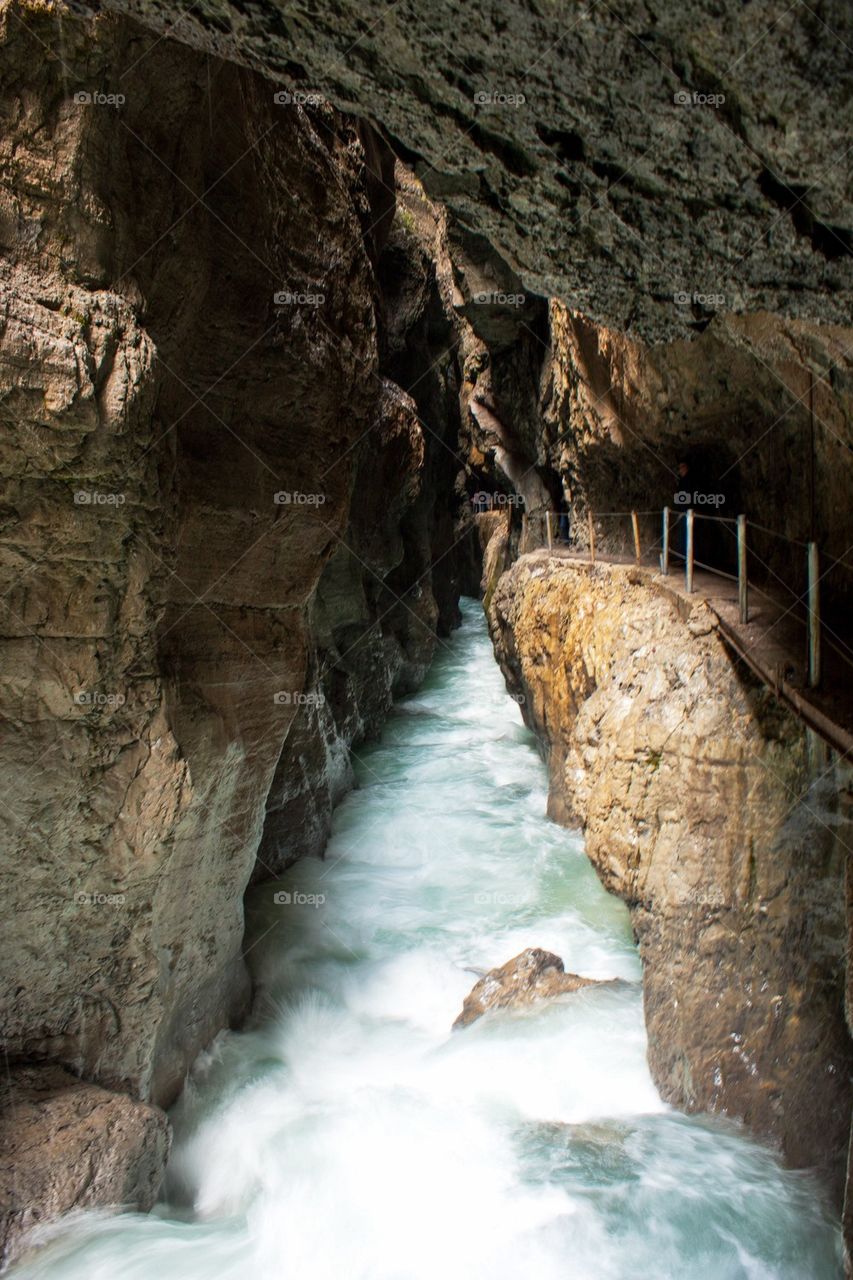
[0,1067,169,1269]
[488,557,853,1202]
[453,947,615,1029]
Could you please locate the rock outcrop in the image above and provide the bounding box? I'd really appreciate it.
[0,1067,169,1269]
[0,0,475,1248]
[453,947,616,1029]
[538,304,853,610]
[87,0,853,342]
[488,554,852,1202]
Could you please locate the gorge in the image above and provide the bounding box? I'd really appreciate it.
[6,603,845,1277]
[1,0,852,1276]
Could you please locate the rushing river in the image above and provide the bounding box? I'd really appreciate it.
[16,600,841,1279]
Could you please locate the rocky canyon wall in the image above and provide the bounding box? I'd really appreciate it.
[538,304,853,615]
[2,0,852,1265]
[88,0,853,343]
[0,2,475,1262]
[488,552,852,1205]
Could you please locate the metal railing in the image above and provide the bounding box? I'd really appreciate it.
[661,506,827,688]
[532,508,658,566]
[525,505,851,693]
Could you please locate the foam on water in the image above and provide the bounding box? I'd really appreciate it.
[13,600,842,1279]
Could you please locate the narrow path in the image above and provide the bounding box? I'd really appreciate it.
[539,547,853,757]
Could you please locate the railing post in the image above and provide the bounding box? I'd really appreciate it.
[661,506,670,574]
[808,541,821,688]
[631,511,641,565]
[587,509,596,564]
[737,514,748,623]
[685,509,695,593]
[546,510,553,552]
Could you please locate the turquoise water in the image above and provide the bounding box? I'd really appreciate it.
[14,600,842,1278]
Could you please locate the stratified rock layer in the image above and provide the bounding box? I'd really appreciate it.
[489,553,852,1201]
[0,0,470,1129]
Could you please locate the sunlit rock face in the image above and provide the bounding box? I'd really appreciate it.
[0,0,472,1172]
[0,1,371,1108]
[488,554,852,1203]
[89,0,853,341]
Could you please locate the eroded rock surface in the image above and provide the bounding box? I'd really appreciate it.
[0,1067,169,1269]
[453,946,615,1029]
[489,554,852,1201]
[86,0,853,341]
[0,0,475,1239]
[539,304,853,606]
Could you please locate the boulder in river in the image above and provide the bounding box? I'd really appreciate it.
[0,1066,169,1268]
[453,948,617,1029]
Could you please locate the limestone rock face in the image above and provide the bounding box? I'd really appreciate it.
[460,297,853,623]
[256,378,438,874]
[0,2,487,1247]
[539,304,853,607]
[0,2,373,1107]
[0,0,469,1137]
[489,555,852,1200]
[453,947,614,1029]
[0,1067,169,1269]
[256,169,484,879]
[88,0,853,342]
